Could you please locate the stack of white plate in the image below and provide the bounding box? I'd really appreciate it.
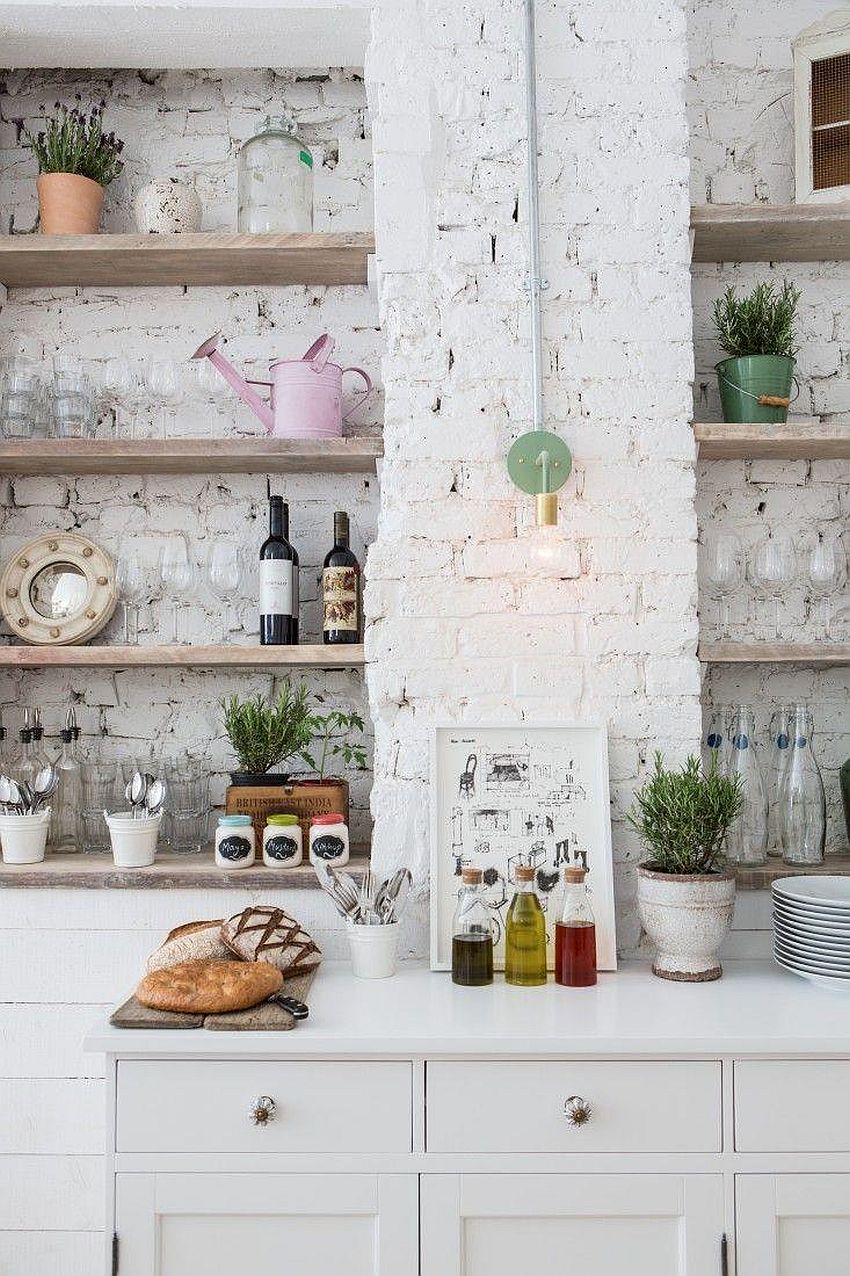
[773,876,850,990]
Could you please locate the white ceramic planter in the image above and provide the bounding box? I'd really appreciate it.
[0,808,51,864]
[346,921,399,979]
[637,865,736,982]
[106,811,162,868]
[134,178,202,233]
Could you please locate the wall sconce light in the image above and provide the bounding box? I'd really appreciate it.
[507,429,572,529]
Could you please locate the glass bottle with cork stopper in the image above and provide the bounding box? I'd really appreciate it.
[451,866,494,986]
[555,865,597,987]
[505,864,547,986]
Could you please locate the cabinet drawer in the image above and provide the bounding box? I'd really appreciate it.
[427,1061,721,1153]
[736,1061,850,1151]
[118,1060,412,1153]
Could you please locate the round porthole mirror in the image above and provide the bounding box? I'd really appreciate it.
[0,534,117,646]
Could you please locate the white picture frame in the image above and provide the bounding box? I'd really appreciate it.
[794,11,850,204]
[430,722,617,972]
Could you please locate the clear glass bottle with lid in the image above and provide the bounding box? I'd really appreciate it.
[505,864,547,986]
[451,866,494,986]
[237,114,313,233]
[778,704,826,866]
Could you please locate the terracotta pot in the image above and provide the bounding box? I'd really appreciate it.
[37,172,104,234]
[637,864,736,983]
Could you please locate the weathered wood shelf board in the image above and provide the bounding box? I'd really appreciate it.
[0,231,374,288]
[734,855,850,891]
[700,642,850,667]
[0,643,365,670]
[692,203,850,262]
[694,420,850,460]
[0,436,383,477]
[0,849,369,889]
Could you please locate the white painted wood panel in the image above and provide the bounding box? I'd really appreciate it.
[116,1173,418,1276]
[118,1060,413,1153]
[0,1004,106,1078]
[736,1062,850,1151]
[0,929,155,1002]
[0,1079,103,1153]
[737,1175,850,1276]
[0,1156,102,1230]
[422,1174,724,1276]
[0,1230,101,1274]
[427,1061,722,1153]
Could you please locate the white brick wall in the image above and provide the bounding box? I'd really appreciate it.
[688,0,850,854]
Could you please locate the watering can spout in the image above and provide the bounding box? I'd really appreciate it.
[190,332,274,433]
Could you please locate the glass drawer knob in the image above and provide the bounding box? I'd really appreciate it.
[564,1095,592,1126]
[249,1095,276,1126]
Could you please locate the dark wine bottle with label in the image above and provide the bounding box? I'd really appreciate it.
[260,495,299,645]
[322,510,361,645]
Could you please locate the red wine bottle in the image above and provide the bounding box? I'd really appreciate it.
[322,511,361,645]
[260,495,299,645]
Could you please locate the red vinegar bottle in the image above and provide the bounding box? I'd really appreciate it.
[555,865,597,987]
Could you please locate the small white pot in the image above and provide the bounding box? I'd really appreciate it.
[134,178,202,233]
[0,808,51,864]
[106,811,162,868]
[346,920,399,979]
[637,865,736,982]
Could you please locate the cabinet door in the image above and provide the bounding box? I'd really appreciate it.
[738,1175,850,1275]
[115,1173,417,1276]
[422,1173,724,1276]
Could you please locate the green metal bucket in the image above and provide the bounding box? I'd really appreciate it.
[716,355,796,424]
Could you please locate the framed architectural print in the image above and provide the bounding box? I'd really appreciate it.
[430,723,617,971]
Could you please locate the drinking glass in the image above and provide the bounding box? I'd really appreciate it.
[80,762,125,854]
[116,548,147,644]
[1,356,43,439]
[749,532,798,642]
[807,535,847,641]
[159,536,194,644]
[204,542,244,642]
[52,355,95,439]
[701,532,744,639]
[163,756,209,853]
[145,360,184,439]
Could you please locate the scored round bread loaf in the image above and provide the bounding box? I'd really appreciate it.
[145,919,230,973]
[137,958,283,1013]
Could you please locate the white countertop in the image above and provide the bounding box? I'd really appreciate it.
[85,960,850,1059]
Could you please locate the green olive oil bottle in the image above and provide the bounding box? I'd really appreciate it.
[505,864,547,986]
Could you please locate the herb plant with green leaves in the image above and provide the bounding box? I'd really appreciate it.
[712,280,801,359]
[305,710,368,781]
[24,100,125,186]
[627,752,744,875]
[221,681,314,777]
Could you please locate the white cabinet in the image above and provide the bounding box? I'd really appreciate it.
[737,1175,850,1276]
[115,1173,418,1276]
[421,1174,725,1276]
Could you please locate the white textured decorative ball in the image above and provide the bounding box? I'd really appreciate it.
[134,178,202,234]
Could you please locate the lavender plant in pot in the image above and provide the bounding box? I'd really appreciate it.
[629,753,744,983]
[24,101,124,235]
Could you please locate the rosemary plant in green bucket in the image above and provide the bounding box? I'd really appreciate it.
[629,753,744,983]
[712,280,801,425]
[24,100,124,235]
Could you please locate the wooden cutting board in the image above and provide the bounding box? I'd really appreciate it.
[110,967,318,1032]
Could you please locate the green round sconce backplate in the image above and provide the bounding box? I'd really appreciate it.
[506,430,573,495]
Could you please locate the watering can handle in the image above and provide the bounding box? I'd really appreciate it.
[341,367,373,421]
[303,333,335,372]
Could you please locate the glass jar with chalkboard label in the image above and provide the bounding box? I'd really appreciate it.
[308,813,349,867]
[263,813,303,867]
[215,814,256,868]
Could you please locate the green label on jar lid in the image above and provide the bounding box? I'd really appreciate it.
[299,150,313,168]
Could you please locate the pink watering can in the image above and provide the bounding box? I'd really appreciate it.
[190,332,373,440]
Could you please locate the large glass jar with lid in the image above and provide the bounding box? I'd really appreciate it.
[237,114,313,233]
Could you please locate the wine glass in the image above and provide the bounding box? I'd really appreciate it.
[204,542,244,642]
[808,535,847,641]
[159,536,194,644]
[98,358,138,439]
[116,548,147,644]
[749,532,798,642]
[145,360,183,439]
[701,532,744,639]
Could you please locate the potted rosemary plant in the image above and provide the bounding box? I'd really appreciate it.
[712,280,801,424]
[629,753,744,983]
[221,682,313,787]
[24,100,124,235]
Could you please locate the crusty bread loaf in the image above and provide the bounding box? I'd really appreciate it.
[222,906,321,979]
[145,919,230,973]
[136,958,283,1013]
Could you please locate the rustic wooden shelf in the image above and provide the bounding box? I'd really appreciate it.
[694,420,850,460]
[692,203,850,262]
[0,231,374,289]
[0,848,369,889]
[700,642,850,667]
[733,856,850,891]
[0,435,383,477]
[0,644,365,670]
